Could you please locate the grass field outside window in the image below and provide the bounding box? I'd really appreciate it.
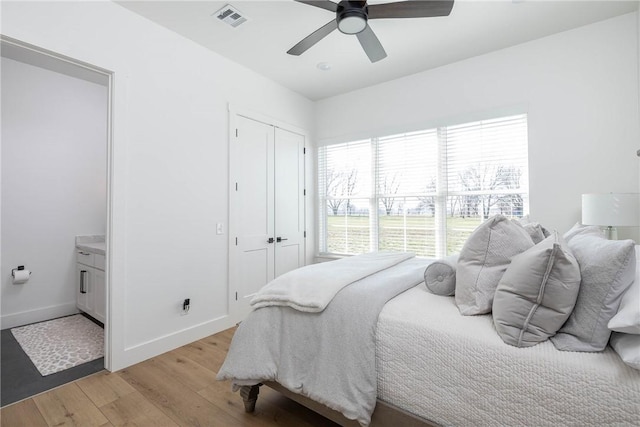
[327,215,484,257]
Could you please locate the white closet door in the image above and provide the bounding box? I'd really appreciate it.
[274,127,305,277]
[232,116,275,317]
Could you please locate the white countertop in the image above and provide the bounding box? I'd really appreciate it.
[76,242,106,255]
[76,235,106,255]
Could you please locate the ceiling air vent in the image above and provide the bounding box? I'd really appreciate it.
[214,4,248,28]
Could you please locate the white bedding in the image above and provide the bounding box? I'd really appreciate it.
[219,257,428,426]
[376,285,640,426]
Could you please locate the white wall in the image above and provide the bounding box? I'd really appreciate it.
[316,13,640,240]
[1,1,315,370]
[1,57,107,329]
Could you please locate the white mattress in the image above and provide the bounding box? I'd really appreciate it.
[376,285,640,426]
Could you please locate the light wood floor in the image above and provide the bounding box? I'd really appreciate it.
[0,327,339,427]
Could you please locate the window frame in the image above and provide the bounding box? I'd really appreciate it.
[317,114,529,258]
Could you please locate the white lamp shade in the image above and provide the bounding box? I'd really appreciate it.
[582,193,640,227]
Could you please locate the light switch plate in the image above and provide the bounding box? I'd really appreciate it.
[216,223,224,235]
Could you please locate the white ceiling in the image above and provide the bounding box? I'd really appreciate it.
[116,0,638,101]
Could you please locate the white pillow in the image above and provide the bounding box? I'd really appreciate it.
[608,245,640,334]
[551,231,636,352]
[609,333,640,370]
[563,222,603,243]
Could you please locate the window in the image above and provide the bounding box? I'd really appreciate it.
[318,114,529,257]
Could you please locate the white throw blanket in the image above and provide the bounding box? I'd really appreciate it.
[250,251,415,312]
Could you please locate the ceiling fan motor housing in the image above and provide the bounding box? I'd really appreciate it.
[337,0,369,34]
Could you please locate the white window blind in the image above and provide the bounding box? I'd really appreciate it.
[318,140,371,255]
[377,130,439,257]
[317,114,528,257]
[445,115,529,253]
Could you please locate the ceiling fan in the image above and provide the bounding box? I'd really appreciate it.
[288,0,455,63]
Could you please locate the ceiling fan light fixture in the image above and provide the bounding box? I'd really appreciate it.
[289,0,455,63]
[337,11,367,34]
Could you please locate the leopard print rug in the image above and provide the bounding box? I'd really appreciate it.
[11,314,104,376]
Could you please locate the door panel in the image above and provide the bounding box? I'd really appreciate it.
[233,116,275,317]
[240,249,272,300]
[274,127,305,278]
[230,113,305,322]
[240,126,270,236]
[276,243,302,277]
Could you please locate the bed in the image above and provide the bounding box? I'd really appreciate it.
[375,285,640,426]
[218,236,640,426]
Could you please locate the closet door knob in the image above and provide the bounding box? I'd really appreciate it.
[276,237,288,242]
[267,237,275,244]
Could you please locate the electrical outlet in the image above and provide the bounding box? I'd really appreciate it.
[182,298,190,314]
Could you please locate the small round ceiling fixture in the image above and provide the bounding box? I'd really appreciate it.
[317,62,332,71]
[337,12,367,34]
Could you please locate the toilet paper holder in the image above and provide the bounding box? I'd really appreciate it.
[11,266,30,277]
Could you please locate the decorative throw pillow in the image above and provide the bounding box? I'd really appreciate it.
[455,215,535,315]
[563,222,603,243]
[493,232,581,347]
[516,216,551,244]
[551,230,636,352]
[609,333,640,370]
[522,222,551,244]
[608,246,640,334]
[424,254,459,296]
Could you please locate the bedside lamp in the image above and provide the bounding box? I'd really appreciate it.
[582,193,639,239]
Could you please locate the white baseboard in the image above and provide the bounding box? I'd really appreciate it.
[1,302,79,330]
[111,315,236,372]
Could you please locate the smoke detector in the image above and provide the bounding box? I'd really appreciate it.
[214,4,248,28]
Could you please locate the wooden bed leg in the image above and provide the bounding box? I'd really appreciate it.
[239,384,261,413]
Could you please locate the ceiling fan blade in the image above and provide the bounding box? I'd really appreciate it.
[356,25,387,63]
[368,0,454,19]
[294,0,339,13]
[287,20,339,56]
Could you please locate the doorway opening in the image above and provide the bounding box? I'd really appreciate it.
[0,36,114,406]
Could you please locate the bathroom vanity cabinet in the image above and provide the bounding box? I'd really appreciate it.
[76,249,106,323]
